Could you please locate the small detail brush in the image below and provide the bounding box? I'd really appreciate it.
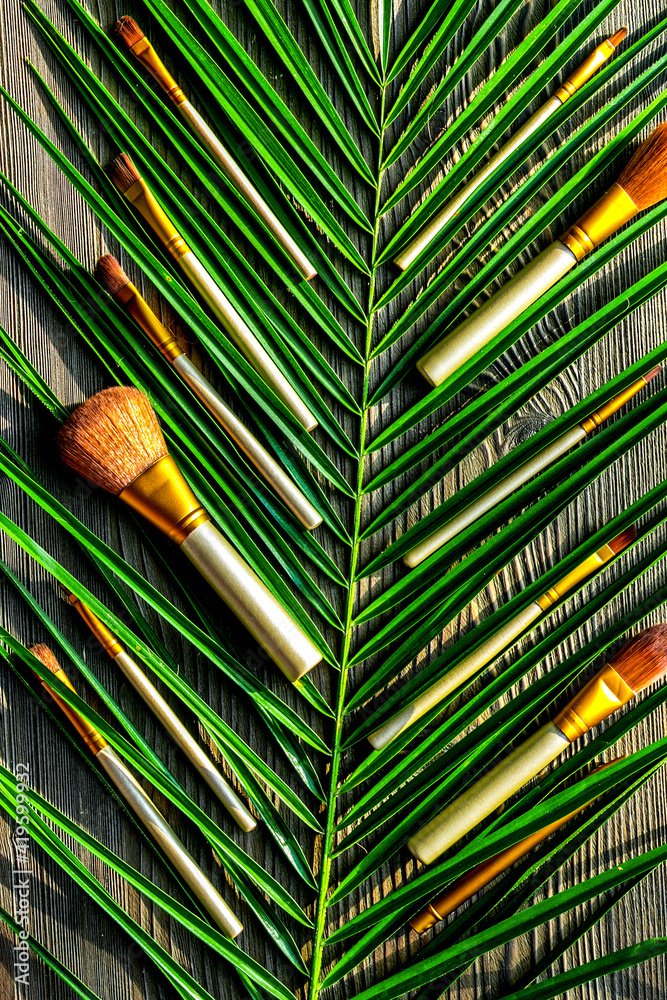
[95,255,322,531]
[66,590,256,831]
[115,16,316,282]
[57,386,323,683]
[29,643,243,939]
[404,367,660,568]
[407,625,667,865]
[107,153,317,432]
[417,122,667,387]
[395,28,628,272]
[369,525,636,751]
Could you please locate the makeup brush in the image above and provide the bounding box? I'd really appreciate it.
[107,153,317,432]
[369,525,636,751]
[29,643,243,939]
[395,28,628,273]
[409,757,622,932]
[407,625,667,865]
[94,255,322,530]
[404,367,660,569]
[114,16,316,283]
[66,590,256,831]
[57,386,323,683]
[417,123,667,387]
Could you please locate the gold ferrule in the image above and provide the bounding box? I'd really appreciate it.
[553,663,635,741]
[119,455,209,545]
[560,183,638,260]
[38,667,108,755]
[129,37,187,106]
[536,541,615,612]
[553,38,616,104]
[580,375,649,433]
[68,594,124,659]
[123,179,192,261]
[115,281,184,362]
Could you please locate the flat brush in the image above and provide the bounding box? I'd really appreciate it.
[395,28,628,273]
[409,757,622,932]
[418,122,667,387]
[107,152,317,432]
[57,386,323,683]
[408,625,667,865]
[369,525,636,751]
[66,590,256,831]
[115,16,316,283]
[29,643,243,939]
[404,367,660,569]
[95,254,322,531]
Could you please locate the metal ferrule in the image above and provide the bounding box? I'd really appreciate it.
[115,281,183,362]
[535,541,615,612]
[553,663,635,741]
[123,179,192,260]
[129,37,187,106]
[119,455,209,544]
[39,668,108,755]
[553,37,617,103]
[68,594,124,658]
[580,375,649,432]
[560,183,638,260]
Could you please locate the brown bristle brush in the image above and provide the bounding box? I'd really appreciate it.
[94,254,322,530]
[418,123,667,387]
[408,624,667,865]
[29,643,243,939]
[57,386,323,683]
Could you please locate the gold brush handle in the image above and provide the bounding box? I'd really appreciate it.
[404,425,586,568]
[113,649,256,832]
[172,355,322,530]
[407,722,571,865]
[417,241,578,388]
[177,101,316,282]
[176,251,317,432]
[95,745,243,938]
[179,519,322,682]
[368,602,542,750]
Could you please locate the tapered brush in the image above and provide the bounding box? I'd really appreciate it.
[57,386,323,683]
[107,152,316,432]
[407,625,667,865]
[418,123,667,387]
[395,28,628,273]
[115,16,316,283]
[66,590,256,831]
[404,367,660,568]
[29,643,243,939]
[369,524,636,751]
[95,254,322,530]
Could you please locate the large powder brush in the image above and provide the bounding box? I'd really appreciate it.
[57,386,322,683]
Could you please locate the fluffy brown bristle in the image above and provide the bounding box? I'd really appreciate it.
[608,624,667,692]
[29,644,61,676]
[608,523,637,555]
[57,387,167,495]
[644,364,663,383]
[617,123,667,211]
[95,255,131,297]
[108,152,141,194]
[609,26,628,47]
[115,16,145,48]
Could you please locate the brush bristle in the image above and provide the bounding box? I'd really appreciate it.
[608,523,637,555]
[609,26,628,47]
[644,364,663,383]
[95,255,131,297]
[115,16,145,48]
[617,123,667,211]
[108,152,142,194]
[608,624,667,692]
[57,386,167,495]
[29,644,61,676]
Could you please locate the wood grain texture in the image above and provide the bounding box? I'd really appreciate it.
[2,0,667,998]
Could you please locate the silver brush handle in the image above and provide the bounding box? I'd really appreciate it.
[403,424,587,568]
[369,602,542,750]
[96,745,243,938]
[113,649,256,832]
[172,354,322,530]
[417,240,578,387]
[177,251,317,431]
[180,519,322,682]
[178,100,316,282]
[396,96,562,271]
[407,722,571,864]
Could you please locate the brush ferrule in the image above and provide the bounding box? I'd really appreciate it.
[120,455,209,544]
[580,376,650,433]
[39,668,108,755]
[553,663,635,741]
[560,182,638,259]
[128,37,187,106]
[535,542,614,611]
[116,282,184,362]
[122,178,191,259]
[553,37,616,104]
[69,595,124,658]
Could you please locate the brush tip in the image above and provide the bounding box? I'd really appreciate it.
[28,643,61,676]
[618,122,667,211]
[609,624,667,692]
[107,152,141,194]
[95,255,131,297]
[644,364,663,383]
[609,26,628,47]
[115,16,145,48]
[608,522,637,554]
